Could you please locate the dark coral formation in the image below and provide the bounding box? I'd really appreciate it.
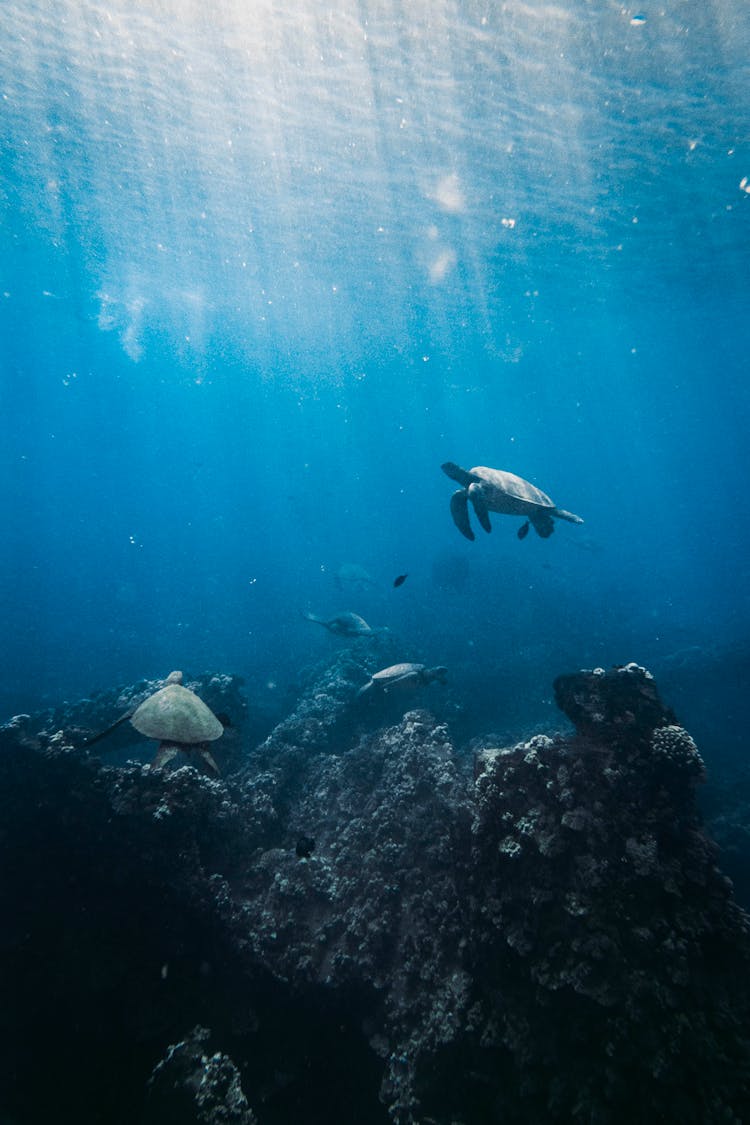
[1,662,749,1123]
[552,661,677,739]
[144,1026,256,1125]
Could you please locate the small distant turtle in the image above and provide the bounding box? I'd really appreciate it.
[357,663,448,698]
[302,611,381,637]
[130,670,224,773]
[334,563,377,593]
[441,462,584,541]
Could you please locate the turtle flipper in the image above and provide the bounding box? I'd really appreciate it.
[517,521,530,540]
[151,744,180,770]
[82,708,133,748]
[468,482,492,533]
[449,489,475,540]
[530,511,555,538]
[441,461,480,488]
[197,748,220,775]
[301,611,327,628]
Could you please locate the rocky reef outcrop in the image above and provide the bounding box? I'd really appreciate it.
[1,662,749,1124]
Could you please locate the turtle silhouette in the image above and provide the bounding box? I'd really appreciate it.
[302,611,384,637]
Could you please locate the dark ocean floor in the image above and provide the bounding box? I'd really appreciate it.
[2,649,750,1124]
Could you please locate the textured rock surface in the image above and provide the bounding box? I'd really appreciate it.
[1,661,749,1124]
[144,1026,257,1125]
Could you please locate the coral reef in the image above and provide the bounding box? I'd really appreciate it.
[1,662,749,1124]
[144,1026,256,1125]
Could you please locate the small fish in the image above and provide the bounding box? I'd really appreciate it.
[393,573,408,587]
[517,521,530,541]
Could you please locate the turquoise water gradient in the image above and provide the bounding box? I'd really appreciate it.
[1,1,748,747]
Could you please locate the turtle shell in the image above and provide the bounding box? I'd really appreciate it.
[471,467,554,509]
[372,663,424,683]
[332,612,373,634]
[130,681,223,743]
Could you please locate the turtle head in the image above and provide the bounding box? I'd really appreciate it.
[441,462,477,488]
[427,666,448,685]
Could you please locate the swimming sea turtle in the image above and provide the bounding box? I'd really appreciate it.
[357,662,448,698]
[441,462,584,541]
[130,670,224,773]
[302,611,382,637]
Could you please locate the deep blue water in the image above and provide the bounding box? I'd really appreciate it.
[1,0,749,756]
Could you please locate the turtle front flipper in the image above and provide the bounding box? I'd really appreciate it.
[468,482,492,533]
[82,708,133,748]
[450,489,475,540]
[301,610,326,627]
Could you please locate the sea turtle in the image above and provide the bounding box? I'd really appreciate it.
[129,670,224,773]
[302,610,382,637]
[334,563,377,593]
[84,670,224,772]
[441,461,584,541]
[357,662,448,698]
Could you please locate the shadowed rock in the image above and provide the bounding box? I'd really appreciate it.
[1,660,749,1124]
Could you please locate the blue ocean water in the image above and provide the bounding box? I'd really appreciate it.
[1,0,749,757]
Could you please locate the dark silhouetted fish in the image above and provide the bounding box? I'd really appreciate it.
[393,573,408,587]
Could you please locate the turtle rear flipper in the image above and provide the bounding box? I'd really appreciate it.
[530,510,555,538]
[468,482,492,533]
[151,744,181,770]
[450,489,475,540]
[441,461,480,488]
[553,508,584,525]
[197,747,220,775]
